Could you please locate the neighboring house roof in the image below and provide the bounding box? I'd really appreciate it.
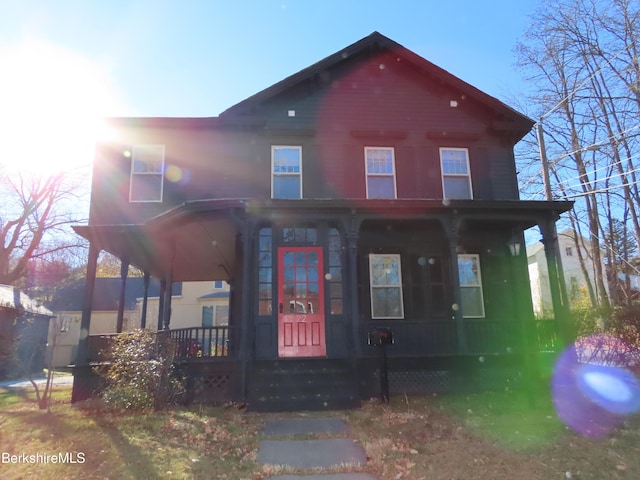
[47,278,183,312]
[198,291,230,300]
[526,229,599,259]
[0,284,53,317]
[526,241,545,258]
[220,31,534,138]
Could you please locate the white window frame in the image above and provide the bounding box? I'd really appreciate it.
[457,254,485,318]
[365,147,397,199]
[369,253,405,319]
[271,146,302,199]
[440,147,473,200]
[59,315,71,333]
[214,305,229,326]
[129,144,165,203]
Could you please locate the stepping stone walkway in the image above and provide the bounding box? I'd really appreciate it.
[258,417,379,480]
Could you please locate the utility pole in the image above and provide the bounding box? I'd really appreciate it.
[536,121,553,201]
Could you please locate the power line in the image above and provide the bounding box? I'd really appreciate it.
[556,165,640,194]
[556,179,640,199]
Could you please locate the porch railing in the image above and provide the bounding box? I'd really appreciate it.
[363,319,560,357]
[85,326,238,363]
[169,326,238,359]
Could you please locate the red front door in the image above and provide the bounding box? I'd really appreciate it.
[277,246,326,357]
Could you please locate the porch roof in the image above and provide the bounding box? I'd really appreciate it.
[73,198,572,282]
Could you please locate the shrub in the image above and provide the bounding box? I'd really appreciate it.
[95,329,185,411]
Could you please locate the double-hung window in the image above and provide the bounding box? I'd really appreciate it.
[272,146,302,199]
[129,145,165,202]
[365,147,397,199]
[440,148,472,199]
[457,254,485,318]
[369,254,404,318]
[202,305,229,327]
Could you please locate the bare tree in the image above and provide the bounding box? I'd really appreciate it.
[0,169,87,286]
[516,0,640,309]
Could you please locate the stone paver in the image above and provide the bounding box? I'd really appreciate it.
[268,474,378,480]
[258,438,367,470]
[264,417,350,436]
[259,417,378,479]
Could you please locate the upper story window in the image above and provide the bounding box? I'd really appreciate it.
[565,246,573,257]
[365,147,397,199]
[440,148,472,200]
[129,145,165,202]
[458,254,485,318]
[272,146,302,199]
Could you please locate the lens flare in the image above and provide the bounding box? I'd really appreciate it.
[551,340,640,437]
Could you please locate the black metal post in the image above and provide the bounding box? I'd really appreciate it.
[379,343,389,404]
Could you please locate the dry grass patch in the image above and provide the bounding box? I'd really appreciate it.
[2,385,640,480]
[343,391,640,480]
[0,386,264,480]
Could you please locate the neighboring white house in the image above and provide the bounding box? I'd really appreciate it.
[140,280,230,330]
[527,229,610,317]
[47,280,229,368]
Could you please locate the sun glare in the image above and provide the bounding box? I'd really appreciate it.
[0,41,122,176]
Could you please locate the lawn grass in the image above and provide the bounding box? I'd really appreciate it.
[1,384,639,480]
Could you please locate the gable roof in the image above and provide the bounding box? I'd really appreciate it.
[220,31,533,137]
[47,278,183,312]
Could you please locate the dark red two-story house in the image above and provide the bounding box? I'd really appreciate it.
[72,32,572,410]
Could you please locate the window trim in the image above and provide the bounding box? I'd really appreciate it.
[129,144,165,203]
[364,146,397,199]
[457,253,485,318]
[369,253,405,319]
[271,145,303,199]
[439,147,473,200]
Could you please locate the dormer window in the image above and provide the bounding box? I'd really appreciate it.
[365,147,397,199]
[440,148,472,200]
[129,145,165,202]
[272,146,302,199]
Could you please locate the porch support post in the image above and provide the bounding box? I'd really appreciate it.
[540,216,572,347]
[345,214,362,357]
[238,219,253,402]
[509,230,538,403]
[116,258,129,333]
[162,240,176,330]
[162,273,173,331]
[444,215,467,354]
[71,240,100,403]
[157,280,166,331]
[75,242,100,366]
[140,272,150,329]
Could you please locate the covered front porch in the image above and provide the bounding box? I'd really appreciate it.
[71,198,572,409]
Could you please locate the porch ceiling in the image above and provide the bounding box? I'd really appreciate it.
[73,207,241,282]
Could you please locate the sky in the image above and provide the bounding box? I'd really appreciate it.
[0,0,540,175]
